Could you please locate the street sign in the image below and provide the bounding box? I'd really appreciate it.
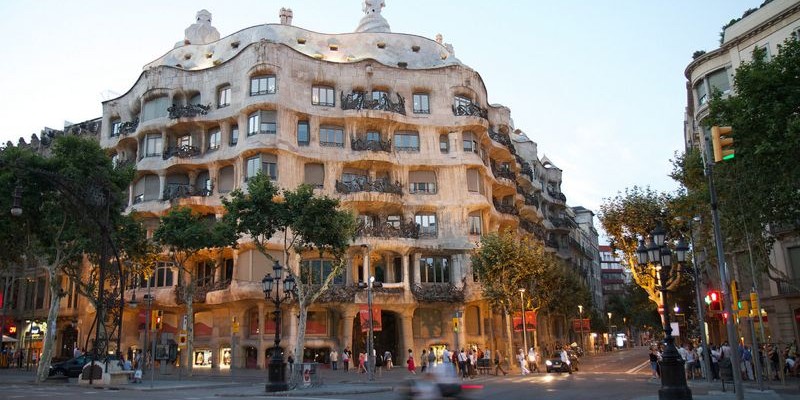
[178,330,187,347]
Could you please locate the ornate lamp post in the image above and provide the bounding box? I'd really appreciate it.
[262,261,296,392]
[636,224,692,400]
[358,276,382,381]
[578,305,584,352]
[519,289,528,356]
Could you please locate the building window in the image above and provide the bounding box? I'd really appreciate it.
[439,134,449,153]
[148,262,175,287]
[300,259,344,285]
[419,256,450,283]
[110,119,121,138]
[366,131,381,143]
[230,125,239,145]
[320,126,344,147]
[221,258,234,282]
[415,213,437,237]
[466,168,481,193]
[250,75,276,96]
[208,128,221,150]
[248,110,277,136]
[246,156,260,180]
[755,43,771,61]
[304,163,325,188]
[409,170,437,194]
[707,68,730,95]
[312,85,335,106]
[218,85,231,107]
[463,131,478,153]
[297,120,310,146]
[395,131,419,152]
[142,96,169,121]
[196,260,214,287]
[453,95,472,110]
[371,90,388,102]
[413,93,430,114]
[468,212,482,235]
[144,134,163,158]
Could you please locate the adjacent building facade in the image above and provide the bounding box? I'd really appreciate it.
[683,0,800,345]
[2,4,600,368]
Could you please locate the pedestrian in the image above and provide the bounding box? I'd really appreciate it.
[359,352,367,373]
[421,349,428,373]
[407,348,416,374]
[740,344,754,381]
[517,349,530,375]
[494,349,508,376]
[649,346,660,379]
[330,348,338,370]
[468,349,477,378]
[560,345,572,374]
[710,345,721,380]
[73,346,82,359]
[528,347,539,372]
[384,350,393,370]
[428,347,436,367]
[342,347,350,372]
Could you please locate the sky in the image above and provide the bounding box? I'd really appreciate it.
[0,0,763,240]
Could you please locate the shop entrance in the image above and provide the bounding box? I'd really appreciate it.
[352,311,399,365]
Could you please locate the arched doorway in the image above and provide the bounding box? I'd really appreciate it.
[60,325,78,359]
[352,311,399,365]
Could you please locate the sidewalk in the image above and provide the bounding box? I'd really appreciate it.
[637,375,800,400]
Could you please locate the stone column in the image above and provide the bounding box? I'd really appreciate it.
[412,253,421,286]
[341,308,357,356]
[401,252,411,291]
[257,303,265,369]
[158,173,167,200]
[362,246,370,283]
[401,309,415,364]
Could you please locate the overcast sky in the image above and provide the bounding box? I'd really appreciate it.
[0,0,763,240]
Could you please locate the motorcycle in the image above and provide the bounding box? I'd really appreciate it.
[398,364,475,399]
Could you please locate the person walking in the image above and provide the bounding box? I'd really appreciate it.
[649,346,660,379]
[560,345,572,374]
[428,347,436,368]
[420,349,429,373]
[342,347,350,372]
[740,345,754,381]
[494,349,508,376]
[517,349,530,375]
[330,348,338,370]
[710,345,722,380]
[407,349,416,374]
[358,352,367,373]
[528,347,539,372]
[458,349,469,379]
[384,350,393,370]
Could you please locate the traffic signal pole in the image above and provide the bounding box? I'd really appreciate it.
[704,142,744,400]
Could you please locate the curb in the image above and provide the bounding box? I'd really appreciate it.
[216,385,395,397]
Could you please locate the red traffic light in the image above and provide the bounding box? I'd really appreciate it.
[710,291,718,302]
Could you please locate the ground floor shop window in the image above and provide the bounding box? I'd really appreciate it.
[194,349,212,367]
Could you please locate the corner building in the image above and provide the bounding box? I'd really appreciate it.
[100,6,580,369]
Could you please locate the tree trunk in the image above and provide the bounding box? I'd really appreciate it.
[37,266,61,383]
[185,282,195,377]
[503,304,514,371]
[291,301,309,388]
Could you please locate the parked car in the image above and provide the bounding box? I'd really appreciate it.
[544,353,572,373]
[49,354,120,378]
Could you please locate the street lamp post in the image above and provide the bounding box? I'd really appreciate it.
[607,312,612,350]
[519,289,528,357]
[262,261,296,392]
[358,276,382,381]
[578,305,584,353]
[636,224,692,400]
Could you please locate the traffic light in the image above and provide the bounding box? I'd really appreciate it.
[152,310,163,331]
[738,300,750,318]
[750,292,760,318]
[731,280,740,310]
[711,126,735,162]
[708,290,722,312]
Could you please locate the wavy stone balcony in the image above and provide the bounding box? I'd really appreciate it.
[341,92,406,115]
[351,136,392,152]
[488,130,515,154]
[118,118,139,136]
[335,178,403,196]
[168,104,211,119]
[411,283,465,303]
[520,220,547,241]
[492,166,517,182]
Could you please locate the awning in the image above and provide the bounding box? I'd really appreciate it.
[2,335,18,343]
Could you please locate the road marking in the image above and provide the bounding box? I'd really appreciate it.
[626,360,650,374]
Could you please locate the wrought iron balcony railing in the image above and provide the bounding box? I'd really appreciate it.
[411,283,465,303]
[351,136,392,152]
[163,183,213,201]
[488,130,514,151]
[168,103,211,119]
[356,220,420,239]
[341,92,406,115]
[452,102,488,119]
[335,178,403,195]
[492,166,517,181]
[778,279,800,295]
[162,144,201,160]
[493,200,519,215]
[520,220,546,241]
[118,118,139,135]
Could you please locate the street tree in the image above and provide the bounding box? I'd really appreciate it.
[599,186,682,307]
[1,135,134,382]
[471,230,562,364]
[153,206,236,376]
[221,175,355,384]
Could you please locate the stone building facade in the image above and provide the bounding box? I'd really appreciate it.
[2,4,599,369]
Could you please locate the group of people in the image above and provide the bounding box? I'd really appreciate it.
[331,347,394,374]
